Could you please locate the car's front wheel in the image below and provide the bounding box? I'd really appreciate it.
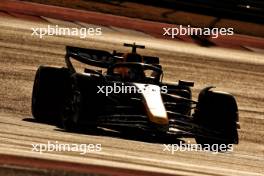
[194,87,239,151]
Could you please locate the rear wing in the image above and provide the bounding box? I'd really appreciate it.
[66,46,115,68]
[65,46,160,71]
[142,56,159,65]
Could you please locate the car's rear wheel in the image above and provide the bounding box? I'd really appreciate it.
[31,66,70,124]
[194,87,239,151]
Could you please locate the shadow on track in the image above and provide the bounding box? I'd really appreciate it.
[23,117,183,145]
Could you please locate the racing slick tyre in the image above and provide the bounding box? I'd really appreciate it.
[194,87,239,151]
[32,66,71,124]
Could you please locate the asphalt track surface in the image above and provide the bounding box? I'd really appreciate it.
[0,14,264,176]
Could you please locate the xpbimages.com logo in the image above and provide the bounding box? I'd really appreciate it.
[163,25,234,39]
[31,25,102,38]
[31,141,102,155]
[163,141,233,154]
[97,83,168,96]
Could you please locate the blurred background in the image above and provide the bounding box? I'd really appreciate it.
[21,0,264,37]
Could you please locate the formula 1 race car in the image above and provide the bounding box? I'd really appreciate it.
[32,43,239,148]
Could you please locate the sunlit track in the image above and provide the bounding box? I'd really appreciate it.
[0,114,263,176]
[0,15,263,176]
